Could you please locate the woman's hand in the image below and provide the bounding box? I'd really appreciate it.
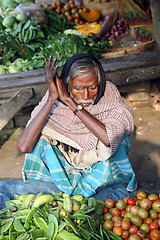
[45,56,59,102]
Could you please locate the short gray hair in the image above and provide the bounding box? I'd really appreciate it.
[66,57,100,87]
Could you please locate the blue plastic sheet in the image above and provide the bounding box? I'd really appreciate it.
[0,180,130,209]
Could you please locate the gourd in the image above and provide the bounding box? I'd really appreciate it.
[79,9,100,22]
[77,22,101,36]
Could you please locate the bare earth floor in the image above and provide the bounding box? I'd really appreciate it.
[0,104,160,195]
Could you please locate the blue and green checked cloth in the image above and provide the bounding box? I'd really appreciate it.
[22,134,136,197]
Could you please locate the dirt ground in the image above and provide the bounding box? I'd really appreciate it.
[0,102,160,190]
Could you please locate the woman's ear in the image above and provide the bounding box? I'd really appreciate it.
[68,86,70,93]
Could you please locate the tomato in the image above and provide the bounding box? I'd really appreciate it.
[152,200,160,213]
[55,0,62,7]
[127,198,136,206]
[129,225,139,235]
[105,198,115,208]
[124,211,133,219]
[140,223,150,234]
[123,197,129,204]
[103,219,114,231]
[121,219,131,230]
[111,207,121,216]
[129,234,141,240]
[67,15,73,21]
[77,2,84,9]
[113,226,123,236]
[158,213,160,219]
[144,217,153,225]
[69,0,75,5]
[149,222,159,231]
[150,230,160,240]
[137,208,149,219]
[71,8,77,15]
[148,194,158,202]
[137,191,147,200]
[131,215,143,227]
[150,209,158,219]
[103,207,109,215]
[103,213,112,220]
[131,206,140,216]
[63,3,70,11]
[140,199,152,210]
[126,205,133,212]
[121,210,126,218]
[114,220,122,227]
[116,200,127,210]
[122,230,129,239]
[112,215,122,223]
[137,229,147,239]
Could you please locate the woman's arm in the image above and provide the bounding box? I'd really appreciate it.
[17,56,59,153]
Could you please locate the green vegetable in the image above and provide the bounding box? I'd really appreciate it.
[32,194,53,208]
[16,13,28,22]
[0,65,6,74]
[63,195,72,213]
[33,215,48,232]
[21,194,35,209]
[2,0,17,9]
[58,229,83,240]
[2,16,16,28]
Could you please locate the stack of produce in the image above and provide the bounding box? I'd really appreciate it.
[102,191,160,240]
[1,190,160,239]
[0,191,113,239]
[0,0,110,75]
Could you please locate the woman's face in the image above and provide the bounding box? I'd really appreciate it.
[68,73,98,109]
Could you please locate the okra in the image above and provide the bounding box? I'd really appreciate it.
[63,195,72,213]
[32,194,53,209]
[58,221,67,232]
[70,212,93,220]
[1,218,13,234]
[47,221,55,238]
[5,200,22,208]
[16,232,30,240]
[18,194,27,202]
[107,231,123,240]
[24,208,36,230]
[13,219,25,232]
[15,209,31,217]
[64,215,79,235]
[33,215,48,232]
[0,236,9,240]
[58,229,83,240]
[88,197,97,209]
[48,213,58,238]
[30,228,45,239]
[21,194,35,209]
[77,225,91,240]
[71,195,84,204]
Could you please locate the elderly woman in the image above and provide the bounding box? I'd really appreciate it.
[18,53,136,197]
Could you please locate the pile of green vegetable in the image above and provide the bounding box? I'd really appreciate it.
[0,191,120,240]
[0,1,111,75]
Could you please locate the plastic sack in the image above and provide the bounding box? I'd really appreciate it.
[10,3,48,24]
[0,180,130,209]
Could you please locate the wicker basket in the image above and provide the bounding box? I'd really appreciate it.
[83,0,116,17]
[100,40,156,59]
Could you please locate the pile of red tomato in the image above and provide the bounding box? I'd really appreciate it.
[41,0,88,25]
[102,191,160,240]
